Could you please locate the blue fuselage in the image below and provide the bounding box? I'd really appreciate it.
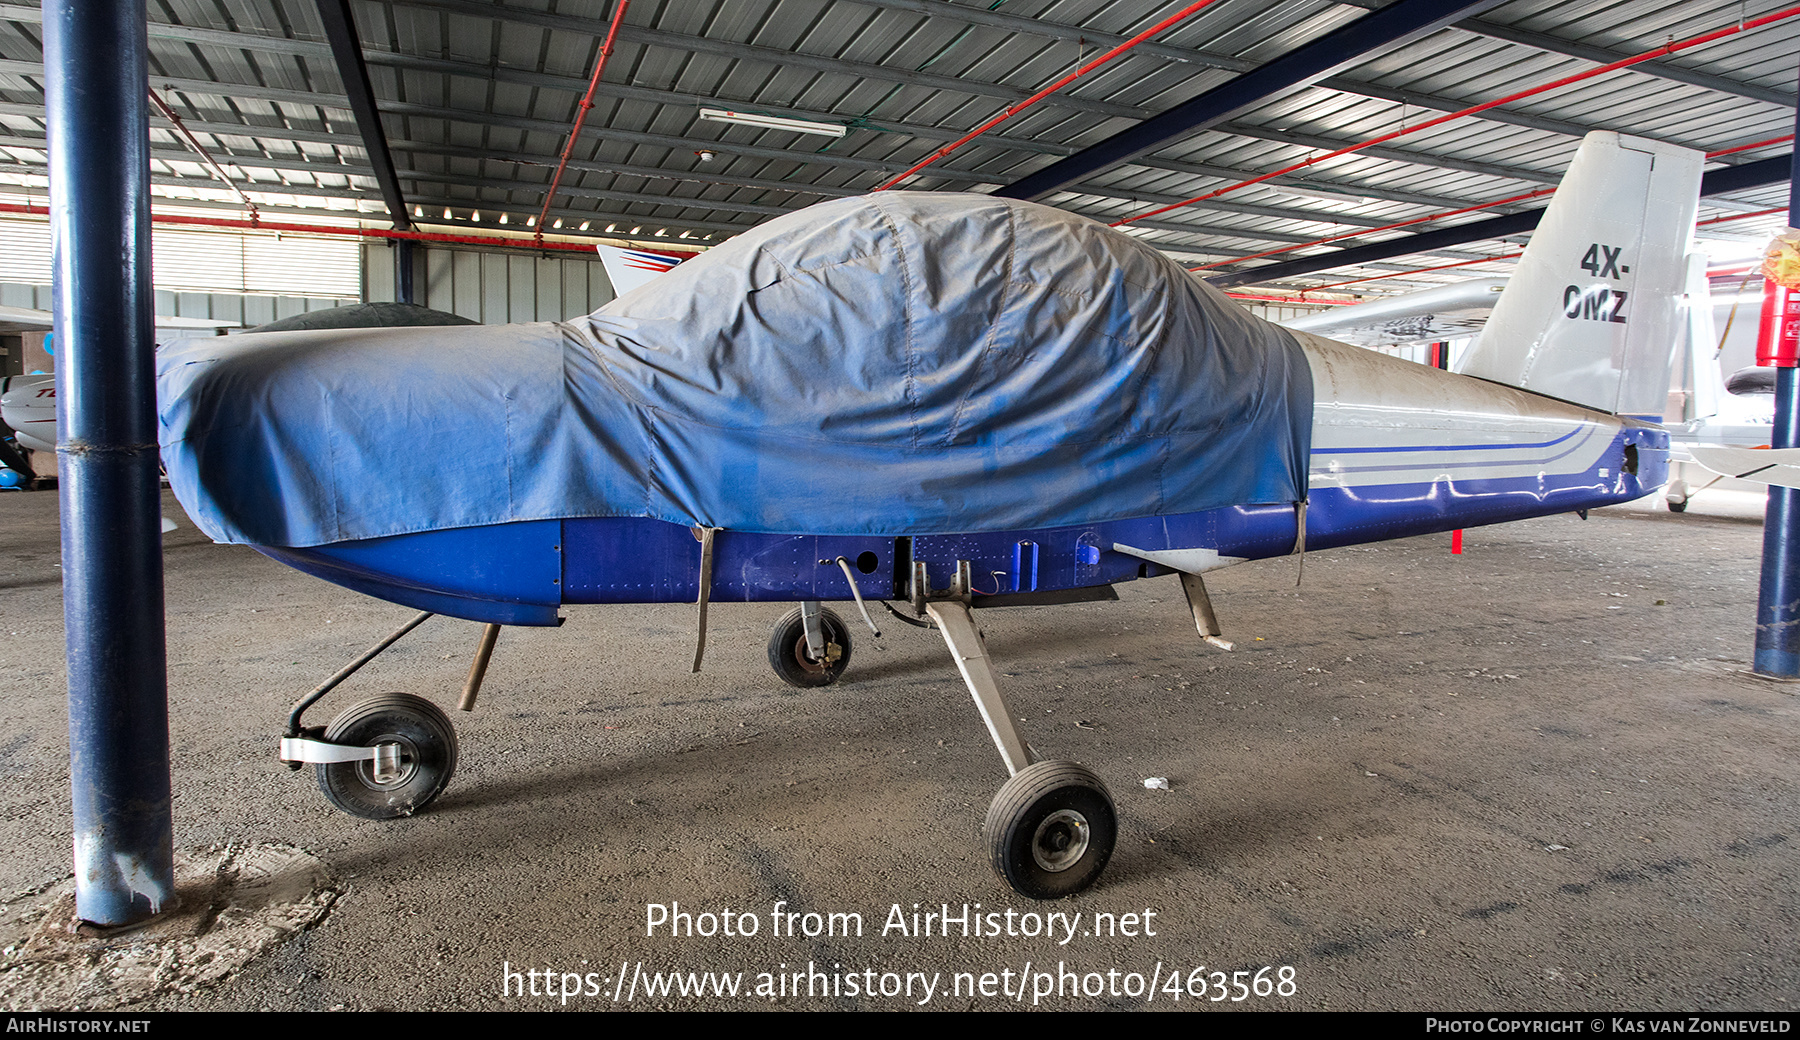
[257,335,1669,626]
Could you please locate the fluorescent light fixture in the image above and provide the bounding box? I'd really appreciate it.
[699,107,845,138]
[1274,184,1374,205]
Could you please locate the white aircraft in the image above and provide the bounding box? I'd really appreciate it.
[0,308,240,488]
[158,131,1701,900]
[1283,277,1507,350]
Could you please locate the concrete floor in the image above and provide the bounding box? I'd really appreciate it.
[0,488,1795,1010]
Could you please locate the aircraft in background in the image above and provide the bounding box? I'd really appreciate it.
[1281,277,1507,349]
[0,307,240,489]
[158,132,1698,900]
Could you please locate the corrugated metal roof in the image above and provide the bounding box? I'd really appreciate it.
[0,0,1793,293]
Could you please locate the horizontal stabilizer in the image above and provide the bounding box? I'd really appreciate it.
[1281,278,1505,348]
[1689,445,1800,488]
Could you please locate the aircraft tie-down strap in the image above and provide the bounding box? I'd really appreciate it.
[1292,498,1308,588]
[691,525,719,673]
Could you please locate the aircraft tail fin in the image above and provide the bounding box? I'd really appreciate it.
[1456,131,1704,420]
[595,244,690,299]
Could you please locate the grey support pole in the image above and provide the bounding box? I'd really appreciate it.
[44,0,175,924]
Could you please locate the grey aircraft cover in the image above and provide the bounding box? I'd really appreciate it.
[159,192,1313,548]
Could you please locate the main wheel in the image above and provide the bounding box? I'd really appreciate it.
[767,606,852,688]
[316,693,458,819]
[984,761,1116,899]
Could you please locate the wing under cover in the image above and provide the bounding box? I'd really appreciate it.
[159,192,1313,548]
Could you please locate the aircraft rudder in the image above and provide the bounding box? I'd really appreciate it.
[1457,131,1704,417]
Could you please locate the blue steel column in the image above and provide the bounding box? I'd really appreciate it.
[1753,68,1800,677]
[44,0,175,922]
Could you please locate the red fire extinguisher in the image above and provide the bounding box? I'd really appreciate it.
[1757,276,1800,368]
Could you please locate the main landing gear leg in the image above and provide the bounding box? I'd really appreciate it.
[1179,571,1234,651]
[926,598,1116,900]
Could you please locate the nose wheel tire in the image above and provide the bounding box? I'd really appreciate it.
[767,606,852,688]
[985,760,1116,899]
[316,693,458,819]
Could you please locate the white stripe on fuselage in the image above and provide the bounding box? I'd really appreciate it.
[1293,333,1621,490]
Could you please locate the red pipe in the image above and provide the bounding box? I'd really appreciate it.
[535,0,631,235]
[0,201,699,257]
[1112,5,1800,228]
[147,88,259,220]
[1193,136,1791,274]
[1699,206,1787,227]
[1225,292,1353,305]
[874,0,1222,191]
[1189,187,1554,272]
[1708,133,1794,159]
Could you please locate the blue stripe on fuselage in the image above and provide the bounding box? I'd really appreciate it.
[258,428,1664,624]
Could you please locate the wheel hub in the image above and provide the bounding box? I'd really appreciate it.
[356,733,417,788]
[1031,808,1091,872]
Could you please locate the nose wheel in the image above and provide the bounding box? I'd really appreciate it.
[315,692,458,819]
[767,604,852,687]
[985,761,1116,899]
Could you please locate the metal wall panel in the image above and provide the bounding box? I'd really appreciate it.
[359,240,616,321]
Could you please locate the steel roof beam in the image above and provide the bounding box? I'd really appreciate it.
[838,0,1790,130]
[382,0,1149,123]
[314,0,408,229]
[996,0,1509,200]
[1457,18,1795,109]
[3,14,1677,208]
[1214,122,1562,186]
[1207,152,1795,287]
[121,66,1489,212]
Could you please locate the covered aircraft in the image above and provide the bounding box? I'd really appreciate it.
[158,131,1698,899]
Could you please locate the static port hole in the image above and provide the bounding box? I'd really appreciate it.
[1623,443,1639,476]
[856,551,879,574]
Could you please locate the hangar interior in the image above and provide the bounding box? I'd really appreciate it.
[0,0,1798,1012]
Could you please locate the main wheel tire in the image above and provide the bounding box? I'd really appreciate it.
[316,692,458,819]
[767,606,852,688]
[984,760,1116,899]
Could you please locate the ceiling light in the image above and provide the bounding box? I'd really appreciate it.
[699,107,846,138]
[471,210,481,222]
[443,208,453,219]
[605,224,617,233]
[413,205,423,217]
[696,150,715,162]
[579,221,591,230]
[527,216,536,227]
[499,213,509,224]
[630,226,641,234]
[553,218,563,228]
[654,228,667,236]
[1274,184,1375,205]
